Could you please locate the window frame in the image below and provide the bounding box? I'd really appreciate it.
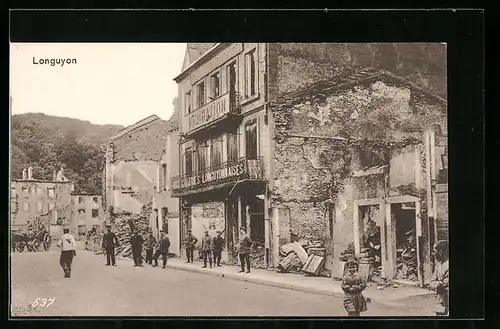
[245,119,259,160]
[196,80,206,109]
[185,90,192,115]
[210,71,221,101]
[244,49,257,98]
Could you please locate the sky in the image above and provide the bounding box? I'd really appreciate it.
[10,43,187,126]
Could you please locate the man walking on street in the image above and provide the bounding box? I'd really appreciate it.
[185,229,198,263]
[201,230,213,268]
[213,230,225,267]
[131,229,144,267]
[144,231,157,266]
[238,226,253,273]
[56,227,76,278]
[102,225,119,266]
[153,231,170,269]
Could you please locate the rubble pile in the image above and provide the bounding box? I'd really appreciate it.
[250,244,266,269]
[277,239,328,276]
[396,230,418,281]
[85,203,153,259]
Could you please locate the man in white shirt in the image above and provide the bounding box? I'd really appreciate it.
[57,227,76,278]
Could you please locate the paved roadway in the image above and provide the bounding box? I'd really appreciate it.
[10,247,432,317]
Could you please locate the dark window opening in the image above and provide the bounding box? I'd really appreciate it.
[185,148,193,176]
[245,121,258,160]
[227,131,239,164]
[197,143,207,172]
[92,209,99,218]
[358,148,388,168]
[185,91,192,114]
[197,82,205,108]
[162,164,167,191]
[211,139,223,167]
[210,72,220,99]
[93,197,98,203]
[227,62,237,93]
[245,50,256,97]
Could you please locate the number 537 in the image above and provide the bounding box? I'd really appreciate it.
[33,298,55,307]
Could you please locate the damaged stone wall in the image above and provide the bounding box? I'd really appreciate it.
[112,119,170,162]
[271,71,447,265]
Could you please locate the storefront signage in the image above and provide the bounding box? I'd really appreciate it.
[173,162,245,192]
[187,92,230,133]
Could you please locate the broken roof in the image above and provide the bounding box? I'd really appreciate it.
[110,114,161,141]
[280,67,447,105]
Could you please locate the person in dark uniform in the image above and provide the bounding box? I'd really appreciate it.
[201,230,213,268]
[238,226,253,273]
[131,229,144,267]
[102,225,119,266]
[144,231,157,266]
[56,227,76,278]
[185,229,198,263]
[153,231,170,269]
[213,230,225,267]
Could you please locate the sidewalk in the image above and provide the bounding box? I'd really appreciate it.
[124,255,435,308]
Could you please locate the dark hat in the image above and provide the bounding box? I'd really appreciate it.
[346,258,359,266]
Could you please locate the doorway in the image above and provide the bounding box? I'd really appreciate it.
[392,202,418,282]
[247,197,264,244]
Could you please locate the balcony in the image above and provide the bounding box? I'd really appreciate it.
[183,90,242,138]
[171,157,264,197]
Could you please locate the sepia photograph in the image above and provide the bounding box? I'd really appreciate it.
[10,41,449,317]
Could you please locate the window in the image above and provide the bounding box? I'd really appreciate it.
[196,81,206,108]
[11,187,16,197]
[36,201,42,213]
[185,91,192,114]
[93,197,99,204]
[92,209,99,218]
[197,143,208,172]
[210,72,220,100]
[78,196,84,204]
[23,202,29,212]
[227,131,239,164]
[22,186,28,193]
[227,62,237,93]
[162,164,167,191]
[245,50,256,97]
[245,120,258,160]
[49,203,54,210]
[30,186,36,195]
[185,148,193,175]
[47,187,55,198]
[211,138,223,167]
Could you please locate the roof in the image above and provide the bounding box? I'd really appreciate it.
[280,67,447,105]
[182,43,217,71]
[175,43,223,82]
[110,114,161,141]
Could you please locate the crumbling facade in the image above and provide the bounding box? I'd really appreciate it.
[172,43,448,282]
[103,115,171,215]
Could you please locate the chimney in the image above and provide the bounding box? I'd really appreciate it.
[22,168,27,180]
[28,166,33,180]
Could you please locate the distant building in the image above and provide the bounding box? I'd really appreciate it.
[11,166,74,234]
[71,193,104,239]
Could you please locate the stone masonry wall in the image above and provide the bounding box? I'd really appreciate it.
[112,120,170,162]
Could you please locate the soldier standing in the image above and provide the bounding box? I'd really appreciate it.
[102,225,119,266]
[56,227,76,278]
[131,230,144,267]
[185,229,198,263]
[430,240,449,316]
[213,230,225,267]
[238,226,253,273]
[201,230,213,268]
[144,231,157,266]
[153,231,170,269]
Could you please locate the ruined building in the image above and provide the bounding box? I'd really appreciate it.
[172,43,448,286]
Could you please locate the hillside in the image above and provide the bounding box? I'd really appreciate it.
[10,113,123,194]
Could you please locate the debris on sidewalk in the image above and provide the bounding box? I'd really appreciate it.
[277,240,329,277]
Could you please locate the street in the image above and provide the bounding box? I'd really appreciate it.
[10,247,432,317]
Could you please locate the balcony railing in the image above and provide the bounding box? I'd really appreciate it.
[185,90,242,136]
[171,156,264,196]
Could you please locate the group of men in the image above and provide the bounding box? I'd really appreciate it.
[186,226,253,273]
[101,225,171,268]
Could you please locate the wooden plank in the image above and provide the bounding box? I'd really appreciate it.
[385,203,395,279]
[353,202,360,253]
[415,200,423,286]
[379,202,388,278]
[356,198,385,206]
[352,166,387,177]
